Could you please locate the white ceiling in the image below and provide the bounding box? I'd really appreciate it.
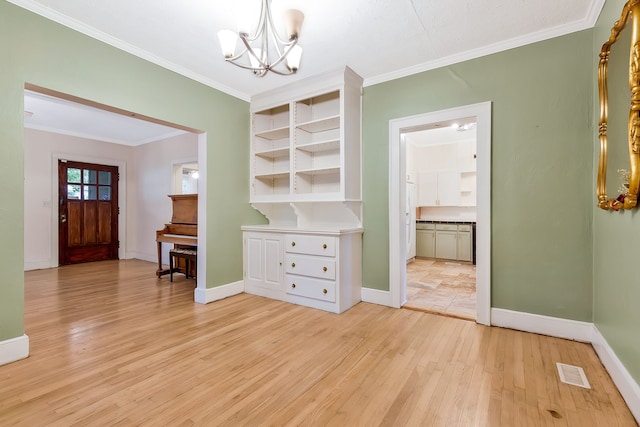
[24,90,187,145]
[14,0,605,143]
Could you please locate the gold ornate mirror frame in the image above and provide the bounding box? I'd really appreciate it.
[597,0,640,210]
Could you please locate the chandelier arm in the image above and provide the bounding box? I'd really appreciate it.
[265,0,292,46]
[265,39,299,70]
[264,67,295,76]
[224,59,267,73]
[242,0,268,41]
[239,35,269,70]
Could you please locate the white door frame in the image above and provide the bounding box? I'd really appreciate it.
[388,102,492,325]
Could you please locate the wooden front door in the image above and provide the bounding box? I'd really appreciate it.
[58,160,119,265]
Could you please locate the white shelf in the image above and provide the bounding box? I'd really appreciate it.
[296,167,340,176]
[255,171,290,179]
[255,147,290,159]
[255,126,290,141]
[296,115,340,133]
[296,139,340,153]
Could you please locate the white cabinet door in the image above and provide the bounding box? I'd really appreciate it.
[435,230,457,259]
[417,171,459,206]
[244,232,284,298]
[417,172,437,206]
[437,170,460,206]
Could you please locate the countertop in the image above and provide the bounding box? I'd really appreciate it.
[416,220,476,224]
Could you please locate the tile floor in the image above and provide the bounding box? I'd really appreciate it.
[404,258,476,320]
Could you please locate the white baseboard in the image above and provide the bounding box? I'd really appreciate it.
[0,335,29,366]
[194,280,244,304]
[128,252,156,263]
[491,308,593,342]
[24,259,54,271]
[592,325,640,422]
[361,287,393,307]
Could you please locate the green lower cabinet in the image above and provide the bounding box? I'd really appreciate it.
[435,230,457,259]
[457,229,472,262]
[416,229,435,258]
[416,222,473,262]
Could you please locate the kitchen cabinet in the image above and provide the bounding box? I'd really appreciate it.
[417,171,460,206]
[435,224,458,259]
[416,222,474,262]
[416,223,435,258]
[457,224,472,262]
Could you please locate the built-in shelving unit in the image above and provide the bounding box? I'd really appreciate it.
[249,67,363,224]
[244,67,364,314]
[459,170,477,206]
[252,103,291,198]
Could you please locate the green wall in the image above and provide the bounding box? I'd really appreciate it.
[593,0,640,383]
[0,1,263,342]
[362,31,594,321]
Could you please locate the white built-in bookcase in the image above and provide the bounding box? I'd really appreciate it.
[249,67,363,227]
[243,67,363,314]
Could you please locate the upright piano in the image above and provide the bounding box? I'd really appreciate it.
[155,194,198,277]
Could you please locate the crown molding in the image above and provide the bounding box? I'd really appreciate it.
[364,0,606,88]
[6,0,251,102]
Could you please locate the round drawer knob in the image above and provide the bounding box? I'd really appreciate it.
[323,289,328,294]
[291,262,296,268]
[291,283,296,288]
[322,244,327,249]
[291,241,296,247]
[323,266,327,272]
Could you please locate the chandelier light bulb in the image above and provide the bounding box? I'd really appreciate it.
[217,29,238,58]
[285,45,303,71]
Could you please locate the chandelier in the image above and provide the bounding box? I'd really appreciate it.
[217,0,304,77]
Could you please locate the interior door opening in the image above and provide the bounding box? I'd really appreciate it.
[389,102,491,325]
[23,84,207,294]
[403,122,477,320]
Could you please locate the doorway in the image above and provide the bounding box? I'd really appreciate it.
[23,85,207,294]
[388,102,491,325]
[404,122,477,319]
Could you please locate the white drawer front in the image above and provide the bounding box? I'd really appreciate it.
[285,254,336,280]
[435,223,458,231]
[286,274,336,302]
[458,224,472,232]
[285,235,336,257]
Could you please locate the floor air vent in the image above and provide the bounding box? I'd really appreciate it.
[556,362,591,389]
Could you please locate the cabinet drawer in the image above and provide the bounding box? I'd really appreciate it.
[435,223,458,231]
[285,235,336,256]
[458,224,472,232]
[286,274,336,302]
[285,254,336,280]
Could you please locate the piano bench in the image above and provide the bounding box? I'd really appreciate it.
[169,248,197,282]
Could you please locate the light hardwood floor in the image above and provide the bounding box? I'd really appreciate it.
[1,259,635,426]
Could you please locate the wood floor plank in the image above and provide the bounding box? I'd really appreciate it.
[0,260,635,426]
